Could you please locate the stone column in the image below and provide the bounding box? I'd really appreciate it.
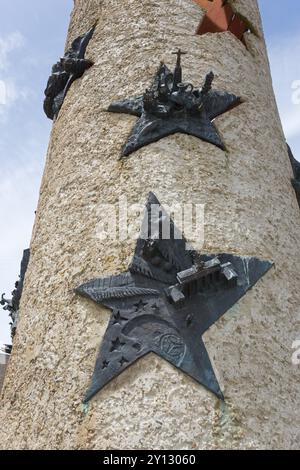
[0,0,299,450]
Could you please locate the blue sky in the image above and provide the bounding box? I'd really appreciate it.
[0,1,299,344]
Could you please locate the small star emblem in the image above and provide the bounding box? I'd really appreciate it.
[119,357,129,368]
[134,299,148,312]
[110,338,125,353]
[112,311,128,325]
[151,303,159,311]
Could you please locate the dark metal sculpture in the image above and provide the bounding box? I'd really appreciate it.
[1,249,30,341]
[0,345,12,355]
[44,26,95,120]
[287,144,300,209]
[76,193,272,403]
[108,50,242,157]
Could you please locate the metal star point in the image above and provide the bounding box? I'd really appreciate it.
[44,26,95,120]
[76,193,273,403]
[108,50,242,157]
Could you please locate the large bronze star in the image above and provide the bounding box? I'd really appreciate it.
[108,50,242,157]
[76,193,272,403]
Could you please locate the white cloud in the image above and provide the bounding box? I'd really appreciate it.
[0,136,47,344]
[0,32,24,71]
[0,30,45,344]
[0,79,16,108]
[267,33,300,157]
[0,79,32,122]
[0,32,28,121]
[0,79,5,105]
[282,106,300,140]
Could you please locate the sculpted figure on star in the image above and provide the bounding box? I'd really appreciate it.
[108,50,242,157]
[76,193,273,403]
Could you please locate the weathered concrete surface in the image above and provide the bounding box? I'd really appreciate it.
[0,0,299,450]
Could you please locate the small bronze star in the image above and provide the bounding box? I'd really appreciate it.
[112,311,128,325]
[134,299,148,312]
[110,338,125,352]
[76,193,273,403]
[119,357,129,367]
[108,51,242,157]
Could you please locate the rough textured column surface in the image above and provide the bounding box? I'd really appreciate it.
[0,354,9,393]
[0,0,299,450]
